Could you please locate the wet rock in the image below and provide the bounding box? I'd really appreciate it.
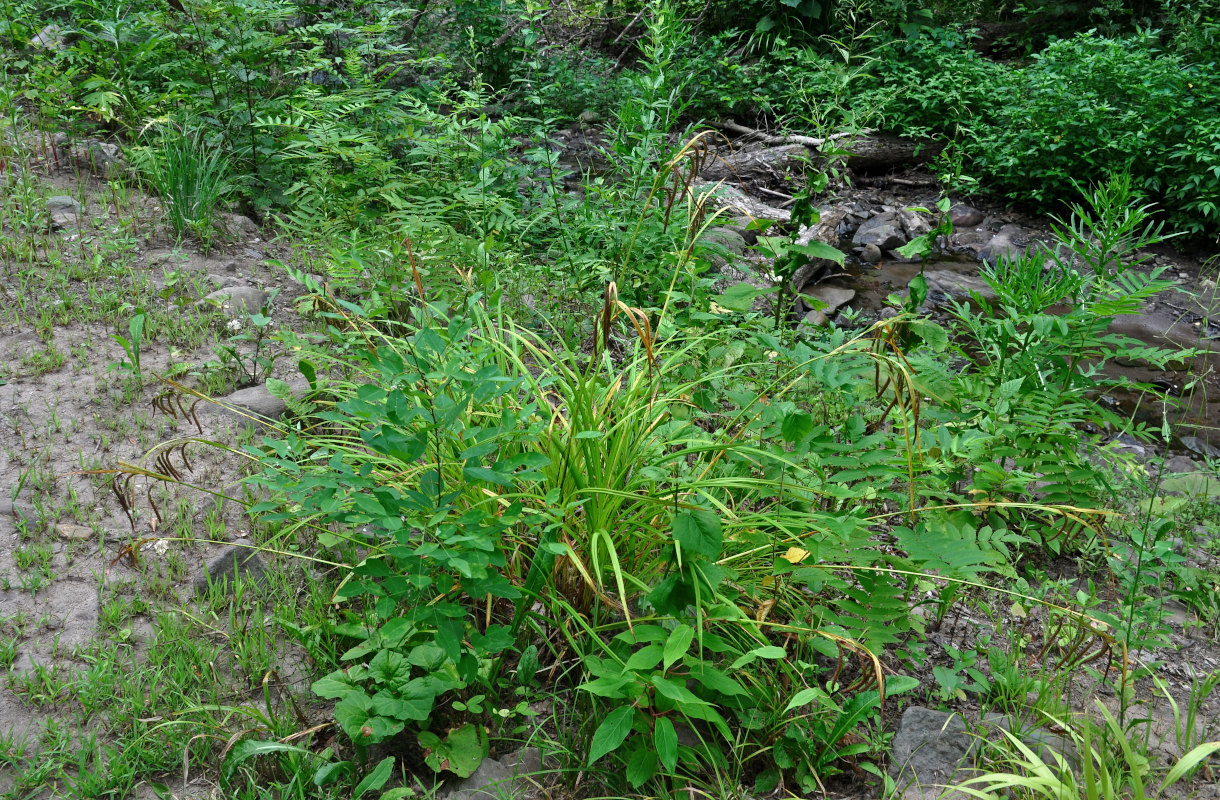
[853,211,907,250]
[1164,455,1199,473]
[924,271,998,304]
[860,243,883,263]
[444,747,542,800]
[889,707,973,787]
[800,286,855,326]
[213,212,260,240]
[899,209,932,241]
[197,286,267,317]
[193,539,267,595]
[204,379,311,425]
[1109,433,1147,460]
[1180,436,1220,460]
[46,196,83,230]
[949,203,984,228]
[978,224,1028,264]
[948,229,992,256]
[1108,314,1214,361]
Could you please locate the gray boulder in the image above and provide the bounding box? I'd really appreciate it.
[46,195,83,229]
[853,211,907,250]
[193,539,267,595]
[978,224,1029,264]
[197,286,267,317]
[899,209,933,241]
[79,139,125,176]
[213,212,260,240]
[31,24,63,50]
[445,748,542,800]
[800,285,855,326]
[859,243,883,263]
[924,271,998,305]
[205,379,310,425]
[949,204,984,228]
[889,707,974,787]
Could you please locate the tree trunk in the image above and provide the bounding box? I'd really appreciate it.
[699,133,943,182]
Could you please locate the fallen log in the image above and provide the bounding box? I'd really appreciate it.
[699,124,943,182]
[694,179,791,225]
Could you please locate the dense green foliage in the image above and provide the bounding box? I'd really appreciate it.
[2,0,1219,796]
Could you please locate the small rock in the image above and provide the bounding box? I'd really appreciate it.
[1164,455,1198,474]
[799,286,855,327]
[859,243,883,263]
[949,204,984,228]
[206,274,242,289]
[55,524,93,540]
[193,539,267,595]
[1180,436,1220,460]
[889,707,973,787]
[899,209,932,241]
[213,212,260,240]
[853,211,908,250]
[699,227,749,273]
[445,747,542,800]
[1110,433,1146,460]
[204,379,311,425]
[31,23,63,50]
[978,224,1028,265]
[1163,598,1192,628]
[78,139,125,176]
[923,271,998,304]
[46,195,84,230]
[0,499,35,525]
[578,110,601,125]
[197,286,267,317]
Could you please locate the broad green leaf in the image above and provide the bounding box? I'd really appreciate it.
[352,757,395,800]
[730,645,786,670]
[313,761,353,787]
[588,706,636,764]
[907,319,948,351]
[222,739,310,783]
[655,717,678,772]
[312,672,357,700]
[673,509,722,559]
[783,686,829,714]
[579,675,633,698]
[791,240,846,265]
[419,724,485,777]
[687,661,748,697]
[663,624,694,670]
[626,746,658,788]
[650,675,712,708]
[781,411,813,444]
[712,282,775,313]
[625,643,665,673]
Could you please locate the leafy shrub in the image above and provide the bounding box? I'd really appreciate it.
[971,32,1190,204]
[855,29,1006,139]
